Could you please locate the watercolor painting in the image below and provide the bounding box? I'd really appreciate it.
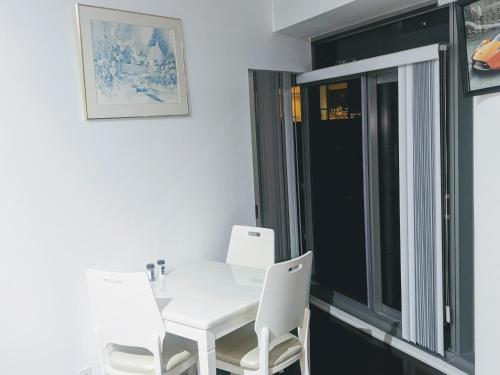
[77,5,189,119]
[91,21,179,104]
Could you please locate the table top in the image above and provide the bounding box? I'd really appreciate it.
[153,261,265,330]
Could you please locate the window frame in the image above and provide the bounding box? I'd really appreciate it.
[367,69,402,323]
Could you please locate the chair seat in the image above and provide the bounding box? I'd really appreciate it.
[108,344,193,374]
[216,324,303,370]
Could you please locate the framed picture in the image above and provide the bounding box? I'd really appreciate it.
[458,0,500,96]
[76,4,189,119]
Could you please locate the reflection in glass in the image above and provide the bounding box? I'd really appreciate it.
[318,82,362,121]
[292,86,302,122]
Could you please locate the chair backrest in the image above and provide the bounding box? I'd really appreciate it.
[87,269,166,352]
[255,252,313,341]
[226,225,275,269]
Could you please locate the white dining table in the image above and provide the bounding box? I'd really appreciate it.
[153,260,265,375]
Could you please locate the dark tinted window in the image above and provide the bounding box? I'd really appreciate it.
[312,7,450,69]
[377,81,401,311]
[307,78,367,304]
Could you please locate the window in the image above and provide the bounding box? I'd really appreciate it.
[296,71,403,328]
[292,4,474,368]
[306,78,368,305]
[296,56,448,356]
[296,5,452,338]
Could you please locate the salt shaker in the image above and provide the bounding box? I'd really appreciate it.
[157,259,166,280]
[146,263,156,281]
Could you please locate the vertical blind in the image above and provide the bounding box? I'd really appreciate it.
[399,59,444,356]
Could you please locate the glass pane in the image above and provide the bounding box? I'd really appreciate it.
[377,81,401,311]
[307,78,368,304]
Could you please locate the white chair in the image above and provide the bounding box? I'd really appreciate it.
[226,225,275,269]
[87,269,197,375]
[216,252,313,375]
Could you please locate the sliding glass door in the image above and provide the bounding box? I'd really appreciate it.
[298,70,402,326]
[306,78,368,305]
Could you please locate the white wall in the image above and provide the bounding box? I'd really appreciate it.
[473,94,500,375]
[0,0,310,374]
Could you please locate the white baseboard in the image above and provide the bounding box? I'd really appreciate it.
[310,296,469,375]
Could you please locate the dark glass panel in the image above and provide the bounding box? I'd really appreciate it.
[307,78,367,304]
[377,82,401,311]
[312,7,450,69]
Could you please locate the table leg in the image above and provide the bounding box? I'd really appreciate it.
[197,348,216,375]
[195,331,216,375]
[164,321,218,375]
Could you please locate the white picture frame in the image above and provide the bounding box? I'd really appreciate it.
[76,4,189,119]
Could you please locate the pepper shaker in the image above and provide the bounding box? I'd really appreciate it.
[146,263,155,282]
[157,259,166,280]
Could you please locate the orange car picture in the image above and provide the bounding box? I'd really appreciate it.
[472,33,500,71]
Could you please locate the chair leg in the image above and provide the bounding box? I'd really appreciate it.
[299,352,310,375]
[299,308,311,375]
